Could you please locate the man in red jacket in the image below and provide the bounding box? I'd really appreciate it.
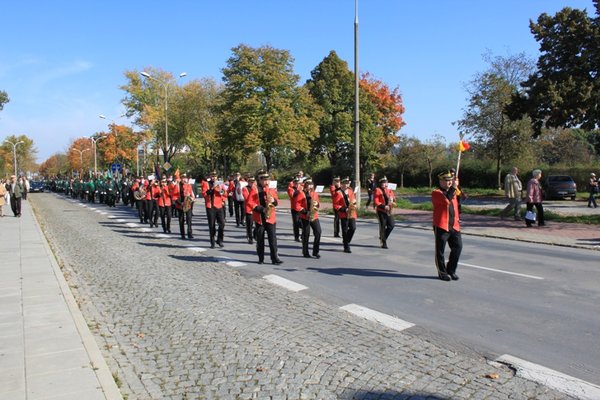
[202,171,226,248]
[294,178,321,258]
[247,171,283,265]
[431,170,462,281]
[175,173,195,240]
[333,177,357,253]
[242,176,256,244]
[373,176,395,249]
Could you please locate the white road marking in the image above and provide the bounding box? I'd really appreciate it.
[117,219,126,223]
[138,227,152,233]
[225,261,246,267]
[154,234,170,239]
[107,215,116,219]
[340,304,415,332]
[458,262,544,280]
[496,354,600,400]
[263,275,308,292]
[125,222,138,228]
[185,247,207,253]
[320,236,342,243]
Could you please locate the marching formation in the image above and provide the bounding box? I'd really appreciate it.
[47,168,463,281]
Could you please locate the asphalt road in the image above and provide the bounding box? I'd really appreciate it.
[32,192,600,394]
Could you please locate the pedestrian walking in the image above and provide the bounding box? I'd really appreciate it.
[500,167,523,220]
[8,175,24,217]
[0,179,7,217]
[432,170,462,281]
[587,173,598,208]
[525,169,545,227]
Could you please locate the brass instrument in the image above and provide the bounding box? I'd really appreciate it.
[387,194,395,216]
[133,187,146,200]
[309,198,319,222]
[348,198,357,217]
[183,195,194,212]
[265,192,275,219]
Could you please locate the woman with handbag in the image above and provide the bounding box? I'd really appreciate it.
[525,169,545,227]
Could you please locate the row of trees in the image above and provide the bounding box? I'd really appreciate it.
[28,1,600,188]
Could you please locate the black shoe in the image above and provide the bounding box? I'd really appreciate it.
[334,234,341,238]
[438,273,451,281]
[313,254,320,259]
[258,260,264,265]
[272,259,283,265]
[188,235,194,239]
[210,244,215,249]
[247,238,253,244]
[181,236,186,240]
[343,247,352,253]
[303,254,312,258]
[295,238,300,242]
[381,242,388,249]
[217,241,224,248]
[450,273,459,281]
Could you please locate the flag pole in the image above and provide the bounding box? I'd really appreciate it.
[456,133,464,178]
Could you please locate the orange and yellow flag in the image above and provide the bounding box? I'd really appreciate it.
[458,140,471,152]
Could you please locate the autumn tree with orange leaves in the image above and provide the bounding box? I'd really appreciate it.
[96,124,144,173]
[67,138,93,175]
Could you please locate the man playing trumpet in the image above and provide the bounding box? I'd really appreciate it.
[374,176,395,249]
[294,177,322,259]
[201,171,226,248]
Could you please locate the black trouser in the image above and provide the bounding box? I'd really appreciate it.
[206,207,225,246]
[234,200,245,226]
[377,211,395,244]
[333,210,340,237]
[228,196,234,217]
[301,218,322,256]
[136,200,144,222]
[10,196,21,216]
[178,207,193,238]
[340,218,356,249]
[366,191,372,208]
[291,209,301,240]
[433,226,462,276]
[255,222,278,263]
[526,202,545,226]
[588,191,597,208]
[142,199,150,222]
[159,206,171,233]
[147,200,159,226]
[245,213,254,242]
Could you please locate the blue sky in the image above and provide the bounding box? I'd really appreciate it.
[0,0,594,163]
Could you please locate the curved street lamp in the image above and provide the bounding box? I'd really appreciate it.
[71,148,90,176]
[4,139,24,176]
[139,71,187,163]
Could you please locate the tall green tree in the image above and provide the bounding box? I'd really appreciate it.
[218,44,320,172]
[1,134,37,176]
[305,51,355,168]
[509,1,600,135]
[457,52,535,189]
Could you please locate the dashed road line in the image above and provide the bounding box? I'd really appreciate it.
[459,262,544,280]
[496,354,600,400]
[185,246,207,253]
[263,275,308,292]
[340,304,415,332]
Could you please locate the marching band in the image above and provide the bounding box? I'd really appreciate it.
[48,168,460,281]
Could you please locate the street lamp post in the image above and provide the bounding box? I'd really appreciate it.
[140,71,187,164]
[4,139,24,176]
[90,135,107,178]
[72,148,90,176]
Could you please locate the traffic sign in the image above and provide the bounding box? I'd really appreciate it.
[163,162,172,171]
[111,163,122,172]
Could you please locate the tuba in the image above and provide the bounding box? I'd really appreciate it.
[348,197,357,218]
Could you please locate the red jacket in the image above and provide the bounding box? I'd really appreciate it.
[431,188,460,232]
[294,190,320,221]
[374,187,395,213]
[202,180,225,209]
[242,184,255,214]
[174,182,194,210]
[333,188,357,219]
[248,186,279,225]
[157,185,171,207]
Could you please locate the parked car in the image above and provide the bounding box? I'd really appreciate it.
[29,181,45,193]
[543,175,577,200]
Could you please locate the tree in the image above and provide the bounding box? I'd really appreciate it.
[218,44,320,172]
[305,51,355,168]
[121,68,189,164]
[395,136,422,188]
[509,2,600,135]
[538,127,595,166]
[0,90,8,112]
[39,153,70,178]
[1,134,37,176]
[96,124,143,172]
[416,135,446,188]
[67,138,93,175]
[457,52,535,189]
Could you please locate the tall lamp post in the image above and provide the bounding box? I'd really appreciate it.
[140,71,187,164]
[4,139,24,176]
[90,135,107,178]
[353,0,361,206]
[71,148,90,176]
